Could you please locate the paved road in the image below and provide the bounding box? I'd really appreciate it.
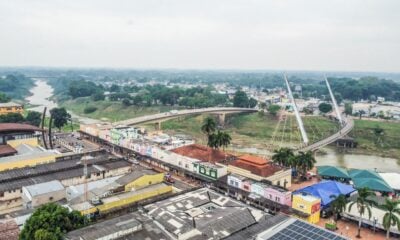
[299,116,354,152]
[113,107,258,126]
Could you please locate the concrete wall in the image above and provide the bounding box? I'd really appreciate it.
[7,137,39,148]
[22,187,66,209]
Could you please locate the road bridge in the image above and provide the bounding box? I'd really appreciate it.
[113,107,258,127]
[299,116,354,152]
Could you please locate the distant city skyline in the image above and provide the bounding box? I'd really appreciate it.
[0,0,399,72]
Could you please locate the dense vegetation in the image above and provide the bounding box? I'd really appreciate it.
[0,111,42,126]
[0,74,33,99]
[20,203,86,240]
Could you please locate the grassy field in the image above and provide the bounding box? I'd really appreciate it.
[161,113,339,149]
[60,97,182,122]
[349,119,400,157]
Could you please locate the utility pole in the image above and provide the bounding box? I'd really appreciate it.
[284,74,309,145]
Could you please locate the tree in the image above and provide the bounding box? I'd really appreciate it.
[122,98,131,106]
[330,194,348,221]
[218,131,232,151]
[272,148,295,167]
[248,98,258,108]
[0,112,25,123]
[380,198,400,239]
[201,117,217,138]
[19,203,86,240]
[25,111,42,126]
[233,90,249,108]
[268,104,281,117]
[318,103,333,114]
[0,92,11,103]
[295,151,316,177]
[109,84,120,92]
[344,102,353,116]
[49,108,71,131]
[348,187,377,238]
[91,92,105,101]
[358,110,366,119]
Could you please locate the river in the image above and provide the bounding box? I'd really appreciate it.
[25,80,400,172]
[25,79,101,124]
[230,145,400,173]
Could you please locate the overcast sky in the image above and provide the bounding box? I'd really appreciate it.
[0,0,399,72]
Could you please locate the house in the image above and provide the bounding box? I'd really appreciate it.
[0,102,23,115]
[228,154,292,188]
[0,123,60,171]
[21,180,66,209]
[292,193,321,224]
[192,162,227,180]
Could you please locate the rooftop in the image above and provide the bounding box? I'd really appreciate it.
[145,188,266,240]
[23,180,64,199]
[65,212,170,240]
[256,217,348,240]
[0,123,43,133]
[0,156,130,193]
[0,219,19,240]
[229,155,284,178]
[0,102,21,108]
[0,144,17,157]
[171,144,233,163]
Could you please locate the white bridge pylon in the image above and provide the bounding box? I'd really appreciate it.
[324,75,343,126]
[284,74,309,145]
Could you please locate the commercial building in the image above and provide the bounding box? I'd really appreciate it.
[291,193,321,224]
[0,102,23,115]
[0,123,60,171]
[0,151,131,214]
[228,155,292,188]
[21,180,65,209]
[293,180,355,209]
[65,212,172,240]
[145,188,266,240]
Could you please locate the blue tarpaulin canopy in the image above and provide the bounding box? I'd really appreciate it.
[294,180,356,208]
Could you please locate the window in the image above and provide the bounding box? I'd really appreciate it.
[0,192,3,197]
[230,180,234,185]
[275,197,280,202]
[49,197,54,201]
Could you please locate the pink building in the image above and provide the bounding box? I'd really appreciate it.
[264,186,292,206]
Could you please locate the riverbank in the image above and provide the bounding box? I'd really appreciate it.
[59,97,184,122]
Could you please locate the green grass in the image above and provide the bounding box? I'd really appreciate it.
[161,113,339,149]
[350,119,400,157]
[60,97,184,122]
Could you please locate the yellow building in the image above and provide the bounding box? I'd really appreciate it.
[75,183,172,215]
[122,171,165,191]
[0,137,59,171]
[292,193,321,224]
[0,102,23,115]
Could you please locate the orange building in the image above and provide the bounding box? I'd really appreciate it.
[0,102,23,115]
[228,154,292,188]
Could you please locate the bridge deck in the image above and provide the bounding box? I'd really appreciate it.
[299,116,354,152]
[113,107,257,126]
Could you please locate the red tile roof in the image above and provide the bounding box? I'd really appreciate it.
[171,144,233,163]
[0,219,19,240]
[230,154,284,178]
[0,123,43,133]
[0,144,17,157]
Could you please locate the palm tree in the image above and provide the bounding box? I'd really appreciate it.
[201,117,217,139]
[272,147,294,167]
[219,131,232,151]
[330,194,348,221]
[348,187,377,238]
[207,133,219,149]
[380,198,400,239]
[296,151,316,177]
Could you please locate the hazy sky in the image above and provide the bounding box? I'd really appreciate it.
[0,0,399,72]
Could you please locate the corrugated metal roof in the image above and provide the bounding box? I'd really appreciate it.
[24,180,64,197]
